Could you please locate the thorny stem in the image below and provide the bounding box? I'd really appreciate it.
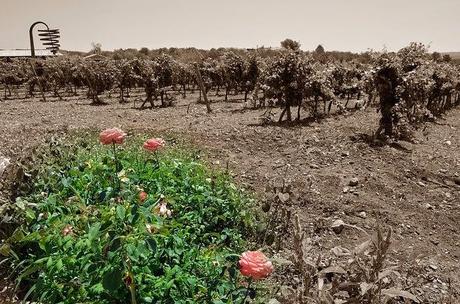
[112,142,118,171]
[154,151,160,169]
[241,278,253,304]
[119,226,137,304]
[129,284,137,304]
[112,142,121,191]
[125,259,137,304]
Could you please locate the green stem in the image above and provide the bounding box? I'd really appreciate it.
[112,142,120,191]
[154,151,160,168]
[242,279,252,304]
[112,142,118,171]
[125,256,137,304]
[129,284,137,304]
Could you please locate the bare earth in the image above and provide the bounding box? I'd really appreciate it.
[0,92,459,302]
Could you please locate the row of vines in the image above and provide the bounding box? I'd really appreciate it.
[1,42,460,137]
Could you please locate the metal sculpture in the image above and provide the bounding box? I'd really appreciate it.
[29,21,60,57]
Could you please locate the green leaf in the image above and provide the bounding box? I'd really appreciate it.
[146,238,157,253]
[46,257,53,268]
[126,243,139,262]
[102,268,123,292]
[130,204,139,224]
[18,264,41,281]
[88,223,101,242]
[25,208,36,222]
[55,259,63,271]
[9,228,25,243]
[116,205,126,220]
[0,243,11,256]
[90,282,104,294]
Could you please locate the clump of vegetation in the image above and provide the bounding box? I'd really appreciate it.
[279,214,420,304]
[0,131,273,304]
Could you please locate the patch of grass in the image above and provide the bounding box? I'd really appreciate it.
[4,133,259,303]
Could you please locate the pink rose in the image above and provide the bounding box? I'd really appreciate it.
[139,191,148,203]
[154,201,172,217]
[239,251,273,280]
[99,128,126,145]
[143,138,165,152]
[62,224,74,236]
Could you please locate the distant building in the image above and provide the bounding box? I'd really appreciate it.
[0,49,60,61]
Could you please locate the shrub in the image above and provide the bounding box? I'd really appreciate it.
[4,134,260,304]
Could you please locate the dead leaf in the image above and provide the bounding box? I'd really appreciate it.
[360,282,374,295]
[331,246,351,257]
[319,266,347,275]
[378,267,399,281]
[353,239,371,255]
[381,288,420,303]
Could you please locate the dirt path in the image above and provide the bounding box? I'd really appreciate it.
[0,93,459,302]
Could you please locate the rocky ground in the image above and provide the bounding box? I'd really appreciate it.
[0,91,459,303]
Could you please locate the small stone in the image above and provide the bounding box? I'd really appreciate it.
[349,178,359,187]
[357,211,367,218]
[0,157,10,177]
[429,264,438,271]
[341,151,350,157]
[454,177,460,185]
[331,219,345,234]
[310,164,319,169]
[343,187,349,193]
[424,203,434,210]
[261,201,271,212]
[445,140,452,146]
[431,239,440,246]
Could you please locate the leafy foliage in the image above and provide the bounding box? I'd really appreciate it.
[5,135,258,303]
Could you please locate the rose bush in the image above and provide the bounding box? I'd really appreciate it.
[4,134,264,304]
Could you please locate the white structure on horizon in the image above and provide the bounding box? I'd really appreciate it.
[0,49,61,59]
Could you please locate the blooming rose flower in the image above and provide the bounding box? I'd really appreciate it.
[62,224,74,236]
[143,138,165,152]
[99,128,126,145]
[239,251,273,280]
[139,191,148,203]
[154,201,172,217]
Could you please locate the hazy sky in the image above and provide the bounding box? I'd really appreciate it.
[1,0,459,52]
